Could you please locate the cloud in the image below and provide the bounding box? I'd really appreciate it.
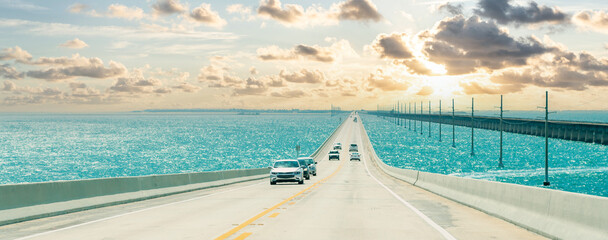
[232,77,269,96]
[60,38,89,49]
[0,46,32,63]
[189,3,227,29]
[416,86,434,96]
[420,16,555,74]
[0,64,24,79]
[249,66,258,75]
[256,0,382,28]
[68,3,88,13]
[271,89,307,98]
[365,69,409,91]
[257,39,356,62]
[335,0,382,22]
[152,0,186,16]
[106,4,146,20]
[436,2,463,16]
[172,82,201,93]
[27,59,127,81]
[109,75,162,93]
[279,69,325,83]
[370,32,414,59]
[474,0,569,25]
[227,4,255,21]
[573,10,608,34]
[2,80,16,91]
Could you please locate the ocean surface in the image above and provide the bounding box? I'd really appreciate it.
[0,113,342,185]
[362,113,608,198]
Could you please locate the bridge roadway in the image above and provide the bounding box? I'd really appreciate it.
[1,116,546,240]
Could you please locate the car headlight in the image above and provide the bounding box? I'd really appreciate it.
[270,172,278,175]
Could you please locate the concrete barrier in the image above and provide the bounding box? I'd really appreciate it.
[0,114,349,226]
[358,119,608,240]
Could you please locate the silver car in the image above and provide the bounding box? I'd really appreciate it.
[297,157,317,176]
[269,159,304,185]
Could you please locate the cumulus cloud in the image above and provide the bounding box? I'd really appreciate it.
[249,67,258,75]
[0,46,33,63]
[2,80,17,91]
[279,69,325,83]
[189,3,227,29]
[436,2,463,16]
[0,64,24,79]
[416,86,434,96]
[335,0,382,22]
[106,4,146,20]
[271,89,307,98]
[172,82,201,92]
[256,0,382,28]
[420,16,555,74]
[474,0,568,25]
[68,3,88,13]
[365,69,409,91]
[370,32,413,59]
[109,75,163,94]
[152,0,186,16]
[573,10,608,34]
[227,4,255,21]
[60,38,89,49]
[26,57,127,81]
[257,39,356,62]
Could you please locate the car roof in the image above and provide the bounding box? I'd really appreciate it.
[297,157,313,160]
[274,159,298,162]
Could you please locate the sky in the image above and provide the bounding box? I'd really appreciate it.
[0,0,607,112]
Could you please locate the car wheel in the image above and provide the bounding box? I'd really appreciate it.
[313,173,317,176]
[306,175,310,180]
[270,181,276,185]
[298,180,304,184]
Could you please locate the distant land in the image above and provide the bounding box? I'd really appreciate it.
[135,108,353,114]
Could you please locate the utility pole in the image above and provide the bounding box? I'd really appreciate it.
[414,102,417,133]
[499,95,504,168]
[543,91,550,186]
[428,101,431,137]
[409,102,412,130]
[420,101,423,135]
[452,98,455,148]
[439,100,442,142]
[397,101,400,126]
[471,97,475,156]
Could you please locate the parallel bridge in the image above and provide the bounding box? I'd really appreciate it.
[371,111,608,145]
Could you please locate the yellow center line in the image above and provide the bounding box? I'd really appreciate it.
[233,232,252,240]
[213,160,345,240]
[268,213,280,218]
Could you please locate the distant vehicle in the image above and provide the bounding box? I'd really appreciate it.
[333,142,342,150]
[297,157,317,176]
[328,150,340,161]
[269,159,304,185]
[349,143,358,152]
[353,117,357,122]
[297,158,311,180]
[350,152,361,161]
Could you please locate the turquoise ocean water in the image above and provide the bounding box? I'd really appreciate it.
[0,113,341,184]
[362,113,608,198]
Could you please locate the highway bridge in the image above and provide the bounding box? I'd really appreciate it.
[1,113,606,240]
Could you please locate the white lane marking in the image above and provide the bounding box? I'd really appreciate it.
[16,181,265,240]
[356,123,457,240]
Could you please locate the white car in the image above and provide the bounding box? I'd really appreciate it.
[269,159,304,185]
[350,152,361,161]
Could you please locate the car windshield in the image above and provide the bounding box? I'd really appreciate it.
[273,161,299,168]
[330,151,338,154]
[352,153,359,156]
[298,160,306,166]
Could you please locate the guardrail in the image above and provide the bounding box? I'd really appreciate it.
[357,118,608,240]
[0,113,350,226]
